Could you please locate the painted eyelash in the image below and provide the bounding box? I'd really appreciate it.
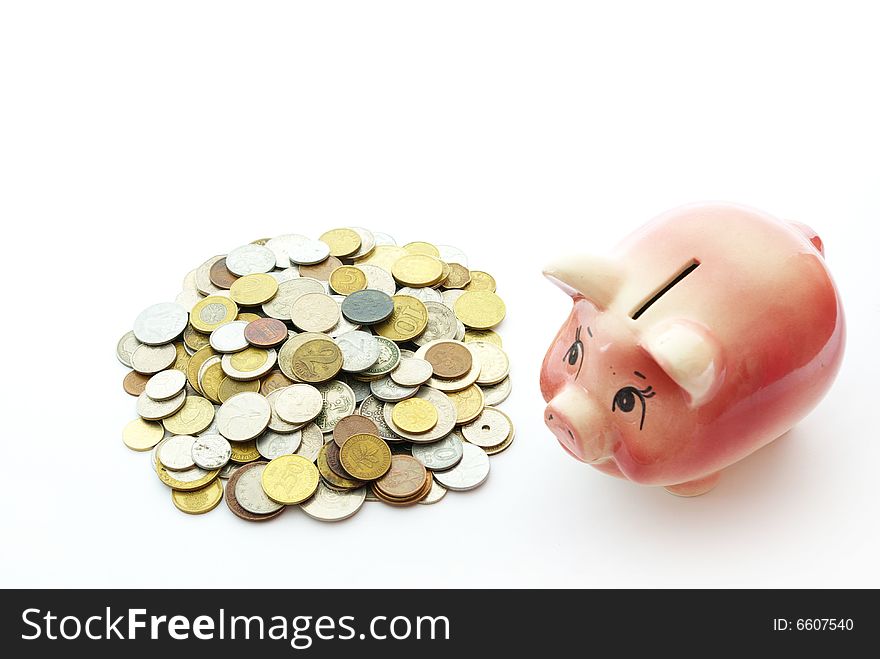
[562,326,585,378]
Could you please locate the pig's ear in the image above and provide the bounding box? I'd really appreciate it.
[640,321,723,407]
[543,254,622,309]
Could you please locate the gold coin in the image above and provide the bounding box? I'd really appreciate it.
[260,369,295,396]
[317,444,364,489]
[218,376,260,402]
[183,324,210,352]
[392,398,438,433]
[464,329,502,347]
[186,345,218,394]
[464,270,496,292]
[339,433,392,480]
[329,265,368,295]
[237,312,261,322]
[199,359,225,403]
[454,291,506,329]
[403,241,440,257]
[277,332,326,381]
[227,347,272,376]
[170,342,190,372]
[122,418,165,451]
[435,260,451,288]
[163,396,215,435]
[443,263,471,289]
[291,338,343,383]
[319,228,362,258]
[261,454,320,504]
[446,384,485,425]
[374,295,428,342]
[155,454,219,491]
[171,479,223,515]
[230,273,278,306]
[352,244,407,272]
[391,254,445,287]
[230,439,261,463]
[191,295,239,333]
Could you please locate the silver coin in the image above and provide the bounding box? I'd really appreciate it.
[413,301,458,346]
[390,357,433,387]
[235,464,284,514]
[145,369,187,401]
[358,394,405,442]
[290,292,339,332]
[274,383,324,424]
[220,348,277,381]
[433,442,490,491]
[441,289,466,309]
[342,375,371,403]
[197,355,222,393]
[411,432,464,471]
[182,268,199,291]
[191,434,232,469]
[209,320,250,353]
[372,231,397,246]
[130,343,177,375]
[313,380,356,432]
[365,488,380,502]
[288,238,331,265]
[300,483,367,522]
[436,244,468,267]
[270,266,300,284]
[479,377,511,406]
[418,478,447,505]
[198,405,222,436]
[266,389,306,433]
[215,392,271,441]
[370,376,418,402]
[256,429,303,459]
[159,462,210,483]
[359,336,400,377]
[133,302,188,345]
[262,277,325,320]
[356,264,396,296]
[195,255,226,295]
[266,233,307,268]
[396,286,442,303]
[384,387,456,443]
[335,330,380,372]
[219,462,244,479]
[226,244,276,276]
[326,295,362,338]
[137,390,186,420]
[468,340,510,385]
[294,423,324,462]
[349,227,376,260]
[454,320,466,341]
[175,288,203,312]
[341,289,395,325]
[116,330,142,367]
[158,434,197,471]
[462,407,511,448]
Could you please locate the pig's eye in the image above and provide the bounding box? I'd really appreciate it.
[562,326,585,377]
[612,385,654,430]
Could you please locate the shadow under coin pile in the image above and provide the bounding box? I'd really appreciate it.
[117,228,514,521]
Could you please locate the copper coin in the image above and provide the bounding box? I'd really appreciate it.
[244,318,288,348]
[209,257,239,289]
[123,370,150,396]
[225,462,286,522]
[424,342,472,379]
[333,414,380,448]
[374,454,427,499]
[372,467,431,505]
[324,441,354,479]
[260,369,295,396]
[298,256,343,281]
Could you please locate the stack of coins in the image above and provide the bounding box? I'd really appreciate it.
[117,228,513,521]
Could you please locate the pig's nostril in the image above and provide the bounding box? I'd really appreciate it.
[567,429,574,439]
[547,414,554,420]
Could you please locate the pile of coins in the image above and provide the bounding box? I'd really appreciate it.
[117,228,513,522]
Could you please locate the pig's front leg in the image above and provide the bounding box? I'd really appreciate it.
[664,471,721,497]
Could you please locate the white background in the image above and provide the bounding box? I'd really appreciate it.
[1,1,878,588]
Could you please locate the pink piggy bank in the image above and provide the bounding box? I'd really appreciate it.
[540,203,845,496]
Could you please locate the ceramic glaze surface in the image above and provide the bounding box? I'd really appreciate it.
[540,203,845,495]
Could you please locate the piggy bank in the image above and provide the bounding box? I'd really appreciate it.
[540,203,845,496]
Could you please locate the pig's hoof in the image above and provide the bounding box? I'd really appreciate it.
[664,472,721,497]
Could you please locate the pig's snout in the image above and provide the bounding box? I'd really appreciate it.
[544,386,614,463]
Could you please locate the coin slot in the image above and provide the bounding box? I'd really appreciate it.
[630,259,700,320]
